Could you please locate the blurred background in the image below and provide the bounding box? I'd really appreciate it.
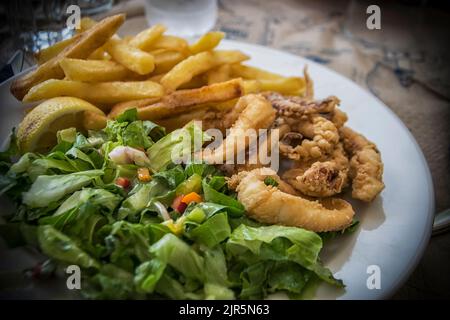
[0,0,449,299]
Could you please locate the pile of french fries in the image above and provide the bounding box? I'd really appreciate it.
[11,14,307,131]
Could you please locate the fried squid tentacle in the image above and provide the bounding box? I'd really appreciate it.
[282,143,349,197]
[232,168,354,232]
[280,115,339,161]
[340,126,384,202]
[263,92,339,118]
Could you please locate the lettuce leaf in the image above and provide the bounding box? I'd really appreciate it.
[150,233,205,281]
[38,225,100,269]
[202,178,244,217]
[82,264,139,299]
[189,212,231,248]
[134,259,166,294]
[102,221,153,272]
[226,224,344,298]
[117,179,171,220]
[147,121,210,172]
[22,170,103,208]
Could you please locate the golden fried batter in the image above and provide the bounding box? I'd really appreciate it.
[340,126,384,202]
[232,168,355,232]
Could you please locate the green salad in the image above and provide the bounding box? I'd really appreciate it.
[0,109,354,299]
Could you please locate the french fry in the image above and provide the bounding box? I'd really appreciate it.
[243,77,306,95]
[79,17,111,60]
[35,36,80,65]
[11,14,126,100]
[206,64,231,84]
[79,17,97,32]
[129,24,167,50]
[104,38,155,75]
[109,78,243,120]
[178,74,207,89]
[136,79,243,120]
[212,50,250,66]
[59,58,135,82]
[160,52,216,92]
[258,77,306,95]
[231,64,284,80]
[155,101,236,132]
[152,50,186,75]
[189,31,225,54]
[242,80,261,94]
[148,73,166,82]
[88,48,111,60]
[23,79,164,107]
[304,66,314,99]
[148,35,190,55]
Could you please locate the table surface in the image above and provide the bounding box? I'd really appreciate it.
[2,0,449,299]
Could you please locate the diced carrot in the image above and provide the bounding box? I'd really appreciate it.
[137,167,151,182]
[181,192,202,205]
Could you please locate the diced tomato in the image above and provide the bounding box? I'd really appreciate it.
[115,177,131,189]
[171,195,187,213]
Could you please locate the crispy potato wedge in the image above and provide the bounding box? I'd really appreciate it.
[129,24,166,50]
[109,78,243,120]
[104,38,155,75]
[212,50,250,66]
[189,31,225,54]
[160,51,216,92]
[231,63,283,80]
[23,79,164,107]
[35,36,80,65]
[59,58,135,82]
[11,14,126,100]
[206,64,231,84]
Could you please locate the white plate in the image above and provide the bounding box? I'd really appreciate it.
[0,40,434,300]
